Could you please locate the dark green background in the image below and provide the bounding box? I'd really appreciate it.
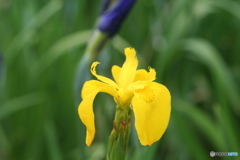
[0,0,240,159]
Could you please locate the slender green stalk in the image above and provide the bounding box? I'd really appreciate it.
[85,30,108,61]
[107,105,132,160]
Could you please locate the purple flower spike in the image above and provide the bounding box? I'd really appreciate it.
[98,0,137,37]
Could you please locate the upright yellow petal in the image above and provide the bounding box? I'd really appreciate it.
[91,62,119,89]
[148,67,156,82]
[119,48,138,89]
[132,82,171,146]
[111,65,121,85]
[78,80,118,146]
[126,80,148,91]
[133,69,148,82]
[133,67,156,82]
[127,67,157,91]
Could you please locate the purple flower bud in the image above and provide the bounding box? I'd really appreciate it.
[100,0,111,14]
[98,0,137,37]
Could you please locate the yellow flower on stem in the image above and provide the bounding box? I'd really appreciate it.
[78,48,171,146]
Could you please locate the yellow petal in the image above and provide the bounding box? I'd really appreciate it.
[91,62,119,89]
[132,82,171,146]
[119,48,138,89]
[116,89,134,108]
[133,67,156,82]
[126,81,148,91]
[78,80,118,146]
[111,65,121,85]
[148,67,156,82]
[133,69,148,82]
[127,67,157,90]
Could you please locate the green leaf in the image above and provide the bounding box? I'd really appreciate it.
[183,38,240,112]
[0,92,47,121]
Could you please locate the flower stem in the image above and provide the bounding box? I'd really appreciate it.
[86,30,108,61]
[107,105,132,160]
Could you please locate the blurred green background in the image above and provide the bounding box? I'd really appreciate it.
[0,0,240,160]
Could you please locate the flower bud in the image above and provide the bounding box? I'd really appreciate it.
[98,0,136,37]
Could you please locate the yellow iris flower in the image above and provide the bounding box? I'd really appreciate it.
[78,48,171,146]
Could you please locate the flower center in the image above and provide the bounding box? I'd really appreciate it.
[116,89,134,108]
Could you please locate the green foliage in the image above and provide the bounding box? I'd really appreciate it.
[0,0,240,160]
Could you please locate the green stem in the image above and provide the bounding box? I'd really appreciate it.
[85,30,108,62]
[107,105,132,160]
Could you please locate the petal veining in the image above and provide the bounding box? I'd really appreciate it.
[132,82,171,146]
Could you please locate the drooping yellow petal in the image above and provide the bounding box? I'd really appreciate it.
[78,80,118,146]
[132,82,171,146]
[111,65,121,85]
[119,48,138,89]
[91,62,119,89]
